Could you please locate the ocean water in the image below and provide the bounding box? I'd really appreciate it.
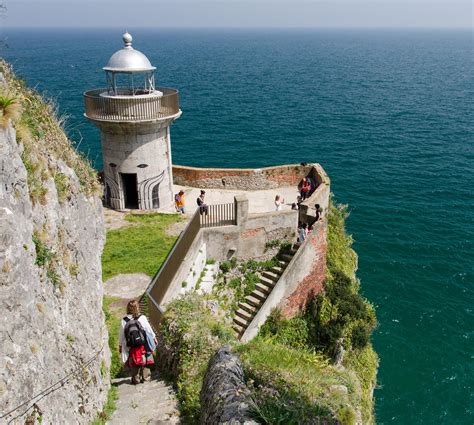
[1,28,473,424]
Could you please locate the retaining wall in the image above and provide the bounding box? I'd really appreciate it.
[173,164,317,190]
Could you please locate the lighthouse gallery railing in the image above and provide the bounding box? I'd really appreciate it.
[84,87,180,122]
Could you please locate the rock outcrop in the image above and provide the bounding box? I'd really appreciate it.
[0,75,109,422]
[200,346,257,425]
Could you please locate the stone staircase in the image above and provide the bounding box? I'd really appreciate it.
[232,245,299,339]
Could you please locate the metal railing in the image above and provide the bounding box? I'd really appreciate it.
[199,203,236,228]
[83,87,180,122]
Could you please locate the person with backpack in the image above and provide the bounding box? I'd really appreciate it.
[119,300,157,385]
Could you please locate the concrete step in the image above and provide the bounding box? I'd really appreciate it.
[259,276,276,288]
[233,315,250,328]
[232,324,245,336]
[278,260,289,267]
[236,308,254,322]
[251,289,268,302]
[245,295,263,308]
[256,282,272,295]
[239,302,258,315]
[281,254,294,262]
[271,266,284,274]
[262,271,279,282]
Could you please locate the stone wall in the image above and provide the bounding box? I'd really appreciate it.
[173,164,316,190]
[0,125,109,423]
[200,346,257,425]
[241,219,327,342]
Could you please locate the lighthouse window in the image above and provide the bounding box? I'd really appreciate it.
[137,164,149,168]
[109,163,117,168]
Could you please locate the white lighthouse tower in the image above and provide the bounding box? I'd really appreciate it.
[84,32,181,210]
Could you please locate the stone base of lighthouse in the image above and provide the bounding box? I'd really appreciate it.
[97,119,177,212]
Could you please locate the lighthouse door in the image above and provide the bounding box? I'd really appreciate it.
[121,173,138,209]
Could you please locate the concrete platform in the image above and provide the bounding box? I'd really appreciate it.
[173,185,300,214]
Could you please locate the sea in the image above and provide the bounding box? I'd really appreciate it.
[1,28,472,424]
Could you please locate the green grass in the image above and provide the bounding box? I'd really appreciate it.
[103,296,122,379]
[91,385,119,425]
[236,338,360,424]
[101,213,182,281]
[326,197,358,279]
[343,345,378,424]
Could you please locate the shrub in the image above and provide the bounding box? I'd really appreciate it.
[53,172,70,204]
[32,233,54,267]
[260,309,309,350]
[219,260,232,273]
[0,94,22,128]
[158,293,235,420]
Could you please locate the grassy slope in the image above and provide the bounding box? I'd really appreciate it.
[102,213,182,281]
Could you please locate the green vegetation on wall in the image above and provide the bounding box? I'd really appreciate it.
[159,293,234,420]
[0,60,100,200]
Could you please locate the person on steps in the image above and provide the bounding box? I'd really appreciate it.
[119,300,157,385]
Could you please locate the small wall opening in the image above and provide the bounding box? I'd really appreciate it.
[105,183,112,207]
[121,173,138,209]
[152,183,160,209]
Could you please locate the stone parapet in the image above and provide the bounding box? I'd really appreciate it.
[173,164,320,191]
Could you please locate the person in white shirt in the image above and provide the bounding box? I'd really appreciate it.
[275,195,284,211]
[119,300,157,384]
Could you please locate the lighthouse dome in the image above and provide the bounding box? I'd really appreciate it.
[103,32,156,72]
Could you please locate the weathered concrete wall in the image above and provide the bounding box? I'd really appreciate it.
[173,164,316,190]
[281,220,327,317]
[0,125,109,423]
[160,232,204,307]
[241,220,327,342]
[200,346,257,425]
[204,210,298,262]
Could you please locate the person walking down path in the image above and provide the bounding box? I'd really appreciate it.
[119,300,157,385]
[197,190,209,215]
[175,190,186,214]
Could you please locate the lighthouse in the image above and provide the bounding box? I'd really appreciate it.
[84,32,181,211]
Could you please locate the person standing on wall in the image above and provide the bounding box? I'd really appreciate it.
[175,190,186,214]
[308,204,323,231]
[197,190,209,215]
[300,177,311,200]
[119,300,157,385]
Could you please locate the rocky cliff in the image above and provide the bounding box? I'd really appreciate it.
[0,62,109,424]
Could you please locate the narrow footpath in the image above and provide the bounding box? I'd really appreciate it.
[104,271,181,424]
[109,373,180,424]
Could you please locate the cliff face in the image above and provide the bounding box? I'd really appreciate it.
[0,64,109,423]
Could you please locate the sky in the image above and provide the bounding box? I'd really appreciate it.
[0,0,472,28]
